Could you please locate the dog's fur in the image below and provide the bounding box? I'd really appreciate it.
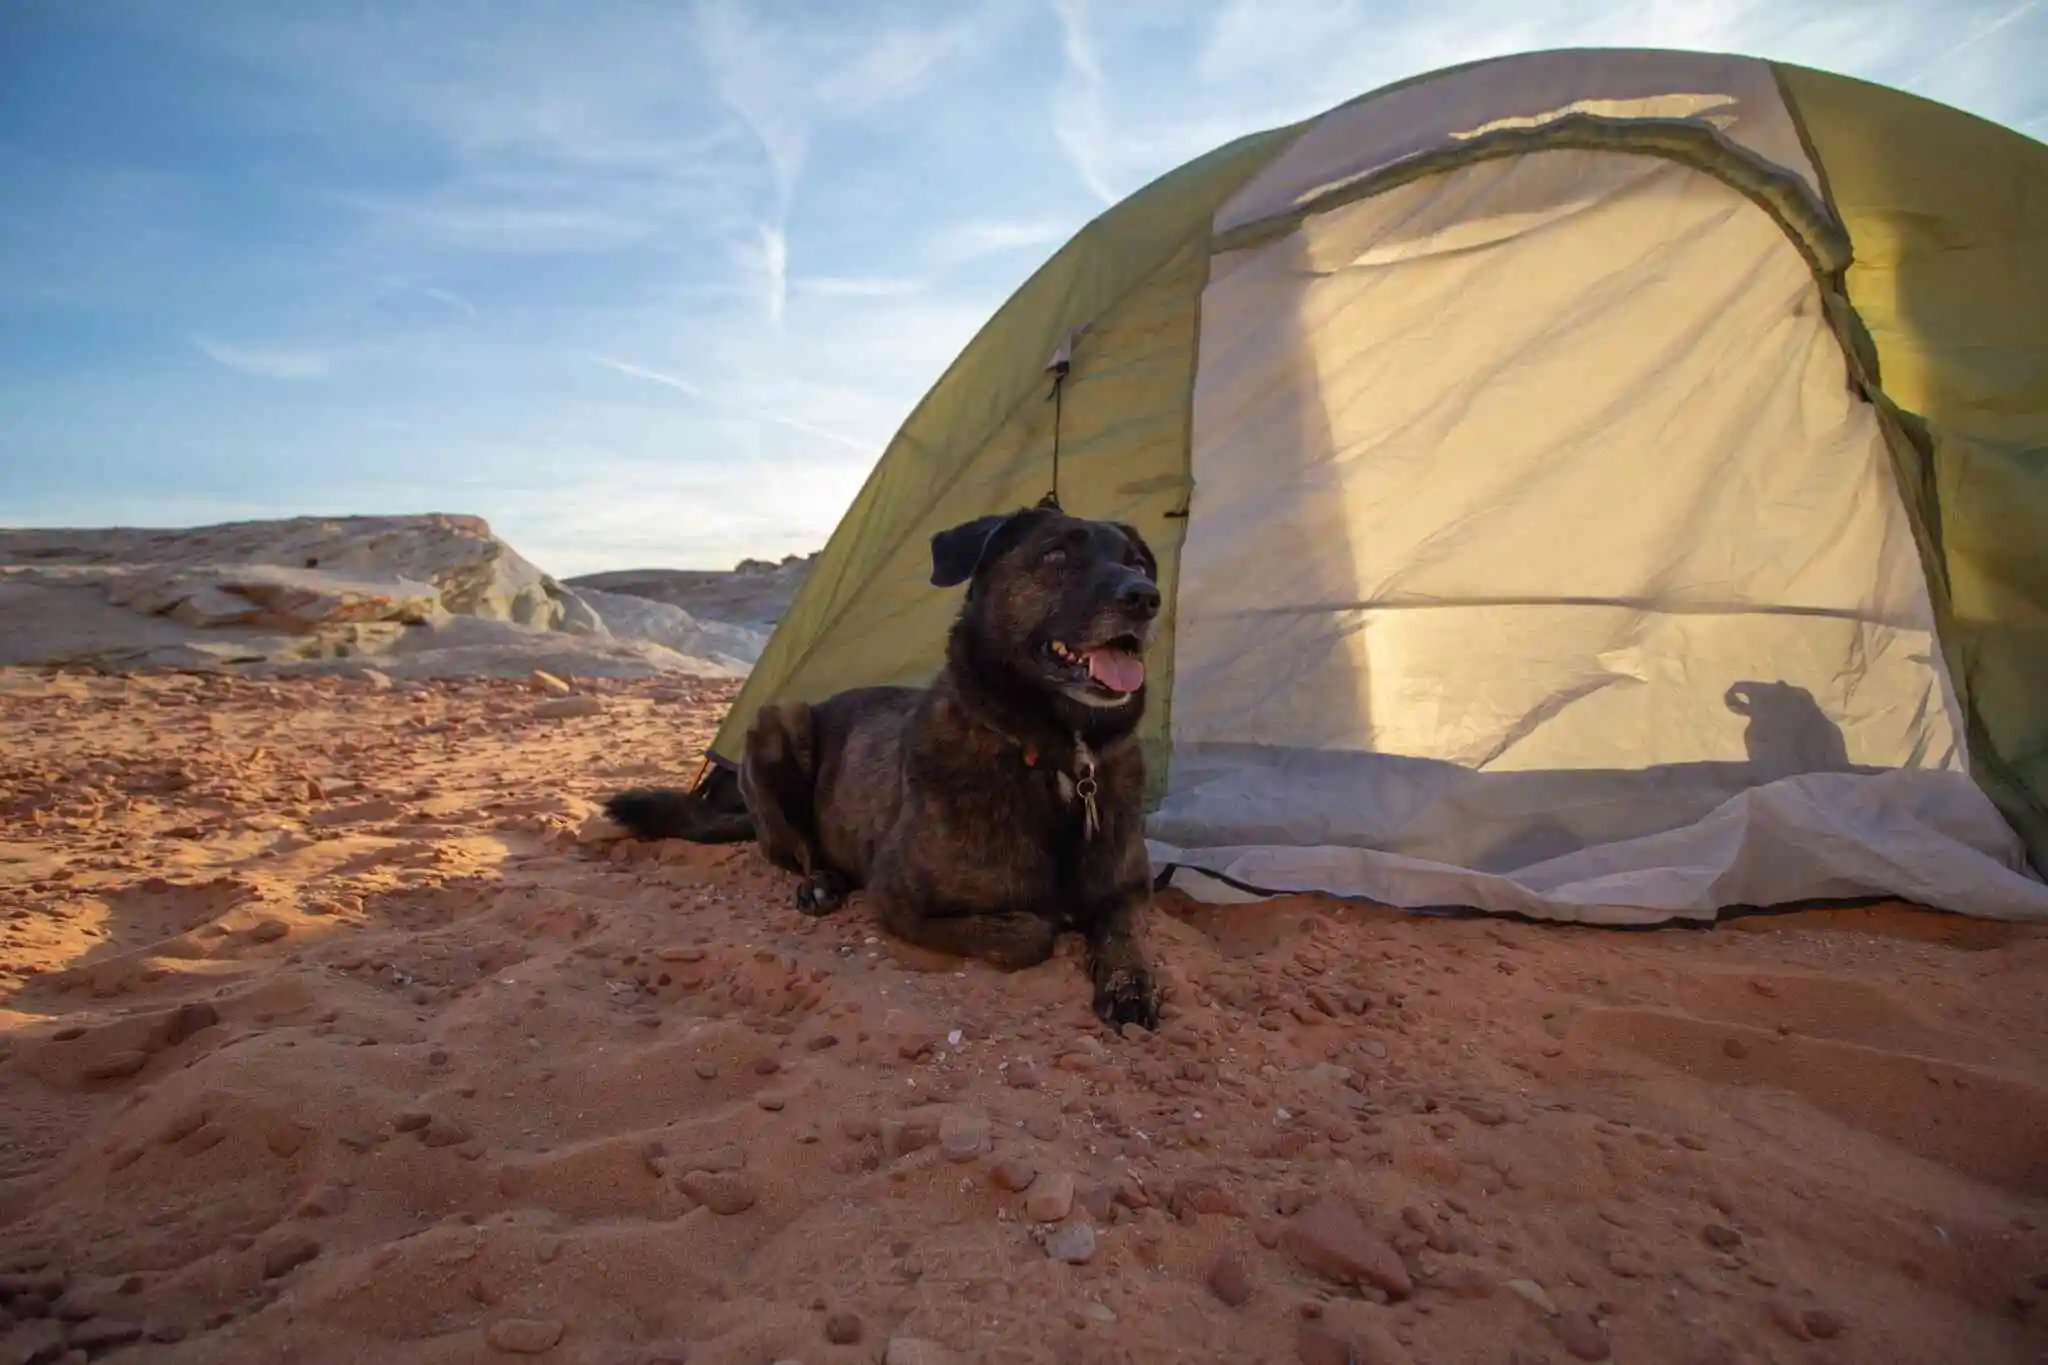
[604,505,1165,1028]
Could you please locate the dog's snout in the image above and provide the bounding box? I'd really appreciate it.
[1119,578,1162,618]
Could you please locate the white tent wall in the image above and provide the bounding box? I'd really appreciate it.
[1149,149,2048,923]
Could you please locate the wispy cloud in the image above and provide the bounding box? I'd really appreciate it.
[1908,0,2043,78]
[692,0,1015,324]
[929,217,1074,268]
[191,335,334,380]
[792,276,927,299]
[588,353,875,454]
[754,225,789,327]
[695,0,811,215]
[1050,0,1118,205]
[1198,0,1373,84]
[333,192,667,255]
[391,281,481,318]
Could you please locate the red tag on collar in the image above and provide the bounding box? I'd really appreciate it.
[1023,746,1040,767]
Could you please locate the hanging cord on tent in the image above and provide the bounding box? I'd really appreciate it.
[1040,334,1076,511]
[1042,363,1068,511]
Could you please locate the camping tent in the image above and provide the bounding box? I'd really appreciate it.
[709,48,2048,925]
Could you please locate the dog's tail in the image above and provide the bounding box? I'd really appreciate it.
[603,764,754,844]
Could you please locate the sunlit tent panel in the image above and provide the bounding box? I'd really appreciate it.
[708,48,2048,924]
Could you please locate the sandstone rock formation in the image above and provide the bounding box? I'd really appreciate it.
[566,550,815,633]
[564,587,767,672]
[0,515,765,680]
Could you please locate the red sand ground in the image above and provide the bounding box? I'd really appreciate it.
[2,670,2044,1365]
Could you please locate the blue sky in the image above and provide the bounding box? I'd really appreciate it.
[2,1,2043,575]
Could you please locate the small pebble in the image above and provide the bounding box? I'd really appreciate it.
[884,1339,954,1365]
[939,1112,989,1162]
[486,1317,566,1354]
[1045,1220,1098,1264]
[1549,1311,1611,1361]
[1802,1307,1845,1339]
[532,696,603,720]
[1436,1264,1496,1299]
[259,1234,320,1280]
[1281,1198,1412,1299]
[1026,1172,1076,1223]
[679,1170,758,1215]
[420,1117,472,1148]
[881,1117,937,1159]
[1206,1250,1253,1307]
[296,1184,350,1218]
[1768,1299,1811,1341]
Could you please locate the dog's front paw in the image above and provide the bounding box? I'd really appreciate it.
[795,870,848,917]
[1091,962,1160,1032]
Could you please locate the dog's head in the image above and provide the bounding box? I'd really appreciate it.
[930,506,1161,712]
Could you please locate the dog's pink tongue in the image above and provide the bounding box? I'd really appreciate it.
[1085,647,1145,693]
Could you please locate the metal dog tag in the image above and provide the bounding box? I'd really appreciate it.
[1073,740,1100,841]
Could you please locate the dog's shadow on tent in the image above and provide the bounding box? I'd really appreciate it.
[1724,678,1854,781]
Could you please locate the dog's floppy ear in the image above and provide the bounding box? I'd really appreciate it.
[930,512,1021,588]
[1115,522,1159,582]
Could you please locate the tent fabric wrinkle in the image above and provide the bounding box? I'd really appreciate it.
[1150,768,2047,924]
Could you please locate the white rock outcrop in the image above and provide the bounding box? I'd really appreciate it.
[0,515,750,680]
[564,587,766,671]
[565,551,814,633]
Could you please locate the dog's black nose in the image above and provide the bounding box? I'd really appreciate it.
[1119,579,1162,618]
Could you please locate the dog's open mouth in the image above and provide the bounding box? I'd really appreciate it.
[1047,634,1146,696]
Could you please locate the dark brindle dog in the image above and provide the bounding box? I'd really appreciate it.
[602,505,1165,1029]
